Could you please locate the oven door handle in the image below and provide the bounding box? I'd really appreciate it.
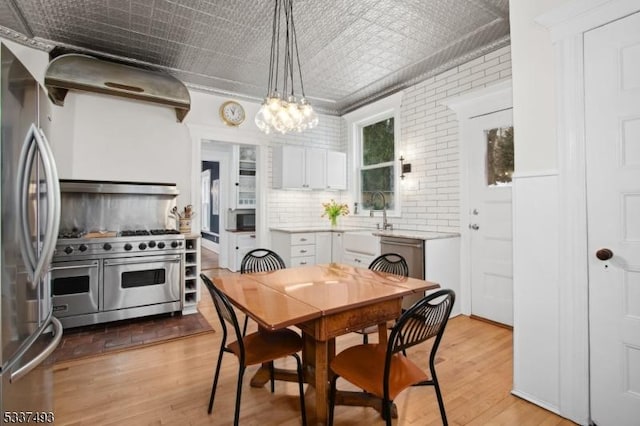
[50,262,99,271]
[104,256,182,267]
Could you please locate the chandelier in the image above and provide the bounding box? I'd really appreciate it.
[255,0,318,134]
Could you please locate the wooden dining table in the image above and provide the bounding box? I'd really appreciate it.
[209,263,440,425]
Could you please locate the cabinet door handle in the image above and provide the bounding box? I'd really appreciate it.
[300,249,307,253]
[300,261,307,265]
[300,238,307,242]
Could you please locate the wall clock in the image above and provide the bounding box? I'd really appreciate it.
[219,100,245,127]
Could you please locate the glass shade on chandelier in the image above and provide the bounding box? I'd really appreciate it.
[255,0,318,135]
[255,93,318,134]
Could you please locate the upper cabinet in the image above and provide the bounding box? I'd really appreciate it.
[326,150,347,190]
[272,145,346,191]
[230,145,256,209]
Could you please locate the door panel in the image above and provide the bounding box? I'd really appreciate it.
[468,109,513,326]
[585,11,640,425]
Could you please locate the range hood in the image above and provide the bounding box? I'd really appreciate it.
[44,54,190,122]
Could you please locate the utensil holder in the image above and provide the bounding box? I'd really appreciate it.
[179,218,192,234]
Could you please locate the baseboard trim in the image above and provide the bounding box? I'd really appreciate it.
[470,314,513,330]
[511,389,562,417]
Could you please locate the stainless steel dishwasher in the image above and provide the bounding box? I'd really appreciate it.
[380,236,425,309]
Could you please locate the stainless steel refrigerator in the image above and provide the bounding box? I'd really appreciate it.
[1,43,62,418]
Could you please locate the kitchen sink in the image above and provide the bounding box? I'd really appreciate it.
[343,231,379,255]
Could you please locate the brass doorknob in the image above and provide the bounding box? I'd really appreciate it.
[596,248,613,261]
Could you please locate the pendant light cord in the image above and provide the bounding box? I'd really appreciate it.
[290,0,305,97]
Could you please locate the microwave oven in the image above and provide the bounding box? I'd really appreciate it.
[236,212,255,231]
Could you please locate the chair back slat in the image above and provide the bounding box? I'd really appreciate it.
[369,253,409,277]
[388,289,455,355]
[240,249,286,274]
[200,274,244,344]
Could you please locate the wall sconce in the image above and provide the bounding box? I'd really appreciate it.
[399,155,412,179]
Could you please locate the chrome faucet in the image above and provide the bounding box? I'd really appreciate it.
[370,191,392,230]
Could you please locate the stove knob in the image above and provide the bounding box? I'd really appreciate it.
[64,246,73,254]
[79,244,88,252]
[148,241,156,248]
[139,243,147,250]
[171,241,178,248]
[158,242,165,249]
[124,243,133,251]
[103,243,112,251]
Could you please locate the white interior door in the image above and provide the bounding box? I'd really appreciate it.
[468,109,513,326]
[585,12,640,426]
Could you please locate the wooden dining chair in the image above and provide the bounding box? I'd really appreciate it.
[355,253,410,344]
[200,273,307,426]
[329,289,455,426]
[239,248,286,335]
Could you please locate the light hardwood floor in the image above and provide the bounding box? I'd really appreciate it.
[53,255,575,425]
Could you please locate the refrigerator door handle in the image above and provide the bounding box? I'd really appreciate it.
[16,124,61,289]
[10,316,63,383]
[31,126,61,289]
[16,125,38,275]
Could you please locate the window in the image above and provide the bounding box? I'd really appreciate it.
[346,92,402,216]
[358,116,397,213]
[485,126,514,186]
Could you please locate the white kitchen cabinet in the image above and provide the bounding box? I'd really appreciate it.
[272,145,346,190]
[326,150,347,190]
[230,145,256,209]
[424,237,461,316]
[306,147,327,189]
[183,235,201,315]
[272,231,316,267]
[331,232,344,263]
[228,231,257,272]
[315,232,332,264]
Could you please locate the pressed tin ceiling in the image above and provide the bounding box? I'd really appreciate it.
[0,0,510,115]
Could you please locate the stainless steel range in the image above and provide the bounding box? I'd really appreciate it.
[52,179,186,328]
[51,229,184,328]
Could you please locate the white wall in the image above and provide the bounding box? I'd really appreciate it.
[510,0,568,172]
[509,0,581,423]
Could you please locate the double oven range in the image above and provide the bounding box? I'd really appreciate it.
[52,229,185,328]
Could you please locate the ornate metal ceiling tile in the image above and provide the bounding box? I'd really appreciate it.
[0,0,510,115]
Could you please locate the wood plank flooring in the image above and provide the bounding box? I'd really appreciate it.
[52,249,575,425]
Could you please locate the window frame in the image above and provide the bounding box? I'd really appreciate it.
[345,93,403,218]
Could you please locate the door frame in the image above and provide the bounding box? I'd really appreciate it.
[537,0,640,423]
[442,80,513,317]
[187,123,269,269]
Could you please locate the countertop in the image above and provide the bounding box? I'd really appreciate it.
[270,226,370,233]
[269,226,460,241]
[226,228,256,233]
[372,229,459,240]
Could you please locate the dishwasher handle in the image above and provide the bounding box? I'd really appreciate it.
[380,238,423,248]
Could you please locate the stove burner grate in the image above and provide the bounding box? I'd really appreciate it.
[150,229,181,235]
[118,229,181,237]
[120,230,150,237]
[58,229,85,239]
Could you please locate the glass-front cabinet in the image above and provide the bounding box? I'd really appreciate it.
[231,145,256,209]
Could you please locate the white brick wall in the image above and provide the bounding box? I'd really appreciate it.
[267,45,512,232]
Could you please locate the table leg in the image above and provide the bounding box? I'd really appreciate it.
[378,322,388,346]
[301,332,337,425]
